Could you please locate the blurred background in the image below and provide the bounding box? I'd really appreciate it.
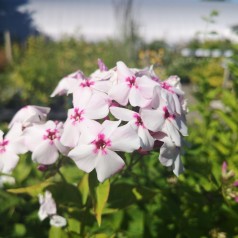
[1,0,238,237]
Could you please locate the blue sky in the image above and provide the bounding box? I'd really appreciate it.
[19,0,238,43]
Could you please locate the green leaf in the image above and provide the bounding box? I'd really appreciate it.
[89,171,110,226]
[49,226,68,238]
[78,173,89,205]
[108,183,156,209]
[7,179,53,196]
[0,190,22,213]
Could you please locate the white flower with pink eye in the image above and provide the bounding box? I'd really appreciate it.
[153,134,184,176]
[38,190,67,227]
[51,70,85,97]
[141,101,187,147]
[158,76,185,115]
[61,90,109,147]
[110,106,154,151]
[108,61,158,107]
[0,123,27,174]
[68,120,140,182]
[9,105,50,128]
[24,121,69,165]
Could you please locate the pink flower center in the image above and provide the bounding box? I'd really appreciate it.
[133,113,144,127]
[126,76,137,88]
[163,106,175,119]
[161,82,174,93]
[43,129,60,144]
[70,108,84,124]
[80,79,95,88]
[92,133,111,155]
[0,139,9,153]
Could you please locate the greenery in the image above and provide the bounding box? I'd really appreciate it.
[0,36,238,237]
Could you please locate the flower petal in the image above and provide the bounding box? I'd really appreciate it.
[50,215,67,227]
[0,151,19,173]
[109,83,130,106]
[110,124,140,152]
[102,120,121,138]
[95,149,125,182]
[68,144,97,173]
[32,141,59,165]
[84,92,109,119]
[110,106,134,121]
[141,108,164,132]
[138,126,154,151]
[164,121,181,147]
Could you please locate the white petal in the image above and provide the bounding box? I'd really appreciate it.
[73,87,92,108]
[50,215,67,227]
[78,120,102,144]
[102,120,121,138]
[137,76,158,98]
[110,107,134,121]
[116,61,134,82]
[84,92,109,119]
[129,86,144,107]
[173,154,184,176]
[24,125,44,151]
[68,144,97,173]
[109,83,130,106]
[138,127,154,151]
[60,119,81,147]
[159,139,179,167]
[93,80,112,93]
[141,108,165,132]
[164,121,181,147]
[32,141,59,165]
[110,124,140,152]
[173,116,188,136]
[96,149,125,182]
[0,151,19,173]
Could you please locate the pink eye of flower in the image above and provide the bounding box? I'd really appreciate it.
[0,139,9,153]
[70,108,84,123]
[133,114,144,127]
[126,76,137,88]
[80,79,95,88]
[43,129,60,142]
[163,107,175,119]
[92,133,111,154]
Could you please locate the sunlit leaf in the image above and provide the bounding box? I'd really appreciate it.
[7,179,53,196]
[89,171,110,226]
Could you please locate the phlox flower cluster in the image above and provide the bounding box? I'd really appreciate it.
[0,59,188,185]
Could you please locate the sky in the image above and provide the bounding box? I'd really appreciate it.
[19,0,238,44]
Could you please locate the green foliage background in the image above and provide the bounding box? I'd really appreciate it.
[0,37,238,238]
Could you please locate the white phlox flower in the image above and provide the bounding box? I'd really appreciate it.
[24,120,69,165]
[38,190,67,227]
[9,105,50,128]
[110,106,154,151]
[68,120,140,182]
[61,90,109,147]
[109,61,158,107]
[0,123,27,174]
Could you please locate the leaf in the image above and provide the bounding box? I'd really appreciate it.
[7,179,53,196]
[108,183,156,209]
[0,190,22,213]
[78,173,89,205]
[49,226,68,238]
[89,171,110,226]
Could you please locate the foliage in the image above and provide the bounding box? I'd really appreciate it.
[1,39,238,237]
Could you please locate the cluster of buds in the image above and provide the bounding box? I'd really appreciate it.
[221,161,238,203]
[0,59,188,184]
